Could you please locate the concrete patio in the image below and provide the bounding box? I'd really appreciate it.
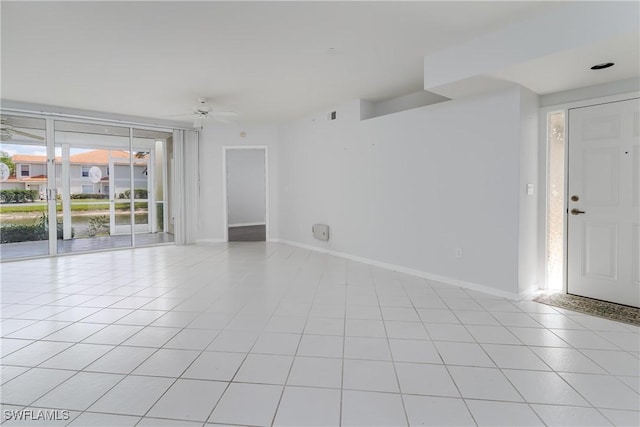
[0,233,174,260]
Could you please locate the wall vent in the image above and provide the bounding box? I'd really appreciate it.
[312,224,329,241]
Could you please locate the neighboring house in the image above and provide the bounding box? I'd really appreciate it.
[1,150,148,199]
[1,154,48,195]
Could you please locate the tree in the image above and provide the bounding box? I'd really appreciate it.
[0,151,15,176]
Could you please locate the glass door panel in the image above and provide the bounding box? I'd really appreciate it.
[0,115,49,260]
[113,162,133,236]
[133,128,174,246]
[54,120,133,254]
[131,151,149,235]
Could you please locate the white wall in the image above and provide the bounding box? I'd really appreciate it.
[278,86,537,298]
[226,149,266,226]
[360,91,449,120]
[197,124,278,242]
[517,87,540,296]
[540,77,640,107]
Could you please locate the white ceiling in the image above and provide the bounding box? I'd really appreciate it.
[1,1,565,125]
[491,31,639,95]
[0,1,553,123]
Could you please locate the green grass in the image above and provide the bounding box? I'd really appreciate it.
[1,201,148,213]
[0,204,48,213]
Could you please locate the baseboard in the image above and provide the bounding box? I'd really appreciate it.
[228,222,266,228]
[196,238,226,244]
[274,238,520,300]
[517,285,540,301]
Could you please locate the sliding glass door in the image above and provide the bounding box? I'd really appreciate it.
[52,122,175,255]
[0,115,49,259]
[0,114,175,260]
[54,121,133,254]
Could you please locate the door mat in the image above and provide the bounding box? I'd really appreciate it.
[533,293,640,327]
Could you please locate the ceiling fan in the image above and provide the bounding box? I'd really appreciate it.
[0,118,45,141]
[168,97,238,129]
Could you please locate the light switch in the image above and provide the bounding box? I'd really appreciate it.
[526,183,534,195]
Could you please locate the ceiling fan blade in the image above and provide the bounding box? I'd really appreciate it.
[163,113,197,119]
[12,129,45,140]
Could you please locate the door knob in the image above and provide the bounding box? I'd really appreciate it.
[571,208,586,215]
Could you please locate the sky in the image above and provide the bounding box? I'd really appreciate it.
[0,141,51,157]
[1,142,100,158]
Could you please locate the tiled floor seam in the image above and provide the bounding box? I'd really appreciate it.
[202,246,314,426]
[269,256,323,427]
[401,276,482,426]
[371,266,411,427]
[30,289,222,425]
[444,292,600,422]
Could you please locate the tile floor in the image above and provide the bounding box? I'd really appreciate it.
[1,243,638,426]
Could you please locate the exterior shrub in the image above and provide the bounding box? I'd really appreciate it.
[0,213,71,244]
[118,189,148,199]
[87,215,110,237]
[0,224,47,243]
[69,193,108,199]
[0,189,39,203]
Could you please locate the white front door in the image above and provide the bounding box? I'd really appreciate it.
[567,98,640,307]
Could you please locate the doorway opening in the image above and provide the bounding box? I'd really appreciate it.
[223,147,267,242]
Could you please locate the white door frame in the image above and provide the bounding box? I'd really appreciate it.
[539,91,640,293]
[222,145,269,242]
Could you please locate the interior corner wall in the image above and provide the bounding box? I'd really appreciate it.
[278,88,527,298]
[197,124,279,242]
[517,87,540,297]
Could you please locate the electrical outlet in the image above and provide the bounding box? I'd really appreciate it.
[455,248,463,258]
